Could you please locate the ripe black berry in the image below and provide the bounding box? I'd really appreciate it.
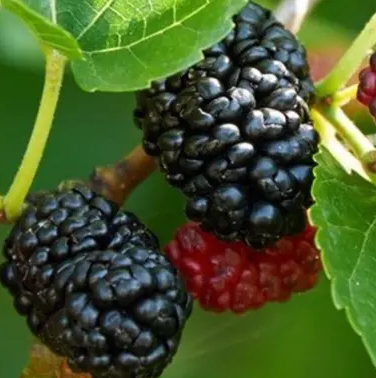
[0,185,192,378]
[39,248,191,378]
[134,1,318,248]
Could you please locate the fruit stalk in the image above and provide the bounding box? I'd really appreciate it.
[21,341,88,378]
[20,340,70,378]
[330,84,358,107]
[320,106,376,178]
[310,109,370,181]
[315,12,376,98]
[89,144,156,206]
[3,48,66,220]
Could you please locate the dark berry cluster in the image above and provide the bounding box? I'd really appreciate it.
[165,222,321,313]
[357,51,376,121]
[0,186,192,378]
[134,1,319,248]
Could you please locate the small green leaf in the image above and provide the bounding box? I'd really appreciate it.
[2,0,82,59]
[310,147,376,366]
[69,0,248,92]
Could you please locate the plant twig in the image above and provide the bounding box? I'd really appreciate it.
[329,84,358,107]
[274,0,321,33]
[316,12,376,97]
[89,145,156,206]
[21,341,90,378]
[311,109,369,180]
[59,361,91,378]
[3,48,66,221]
[321,106,376,177]
[20,341,63,378]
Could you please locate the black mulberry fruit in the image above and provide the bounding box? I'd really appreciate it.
[134,1,318,248]
[0,185,192,378]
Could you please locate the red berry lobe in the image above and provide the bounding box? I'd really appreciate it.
[165,222,321,314]
[357,51,376,121]
[370,98,376,117]
[358,68,376,105]
[370,53,376,72]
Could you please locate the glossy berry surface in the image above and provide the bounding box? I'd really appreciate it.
[0,186,192,378]
[165,222,321,313]
[134,1,318,248]
[357,51,376,120]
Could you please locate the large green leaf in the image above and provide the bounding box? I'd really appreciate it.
[310,147,376,366]
[70,0,248,92]
[1,0,82,58]
[72,0,250,91]
[3,0,247,92]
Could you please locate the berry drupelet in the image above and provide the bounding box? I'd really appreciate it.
[0,185,192,378]
[165,222,321,313]
[357,51,376,121]
[134,1,319,248]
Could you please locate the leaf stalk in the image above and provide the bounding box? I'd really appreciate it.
[3,47,66,220]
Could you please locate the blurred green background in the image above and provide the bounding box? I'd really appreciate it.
[0,1,376,377]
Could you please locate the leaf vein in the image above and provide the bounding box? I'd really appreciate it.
[127,47,148,68]
[109,6,129,23]
[77,0,116,41]
[82,0,210,55]
[348,216,376,285]
[49,0,57,23]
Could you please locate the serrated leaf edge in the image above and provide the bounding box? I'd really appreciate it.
[72,0,248,92]
[310,146,376,366]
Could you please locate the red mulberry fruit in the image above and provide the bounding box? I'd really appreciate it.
[165,222,321,313]
[357,51,376,120]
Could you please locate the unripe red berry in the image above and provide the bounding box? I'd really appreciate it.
[165,222,321,314]
[357,51,376,121]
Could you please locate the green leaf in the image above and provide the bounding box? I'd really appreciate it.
[8,0,245,92]
[68,0,248,92]
[310,147,376,366]
[3,0,248,90]
[2,0,82,59]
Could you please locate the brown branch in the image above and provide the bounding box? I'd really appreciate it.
[20,341,92,378]
[0,209,10,224]
[58,145,157,207]
[89,145,156,206]
[20,342,61,378]
[59,361,91,378]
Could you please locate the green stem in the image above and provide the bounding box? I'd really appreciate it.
[321,106,376,177]
[315,12,376,98]
[330,84,358,107]
[311,109,370,181]
[3,48,66,221]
